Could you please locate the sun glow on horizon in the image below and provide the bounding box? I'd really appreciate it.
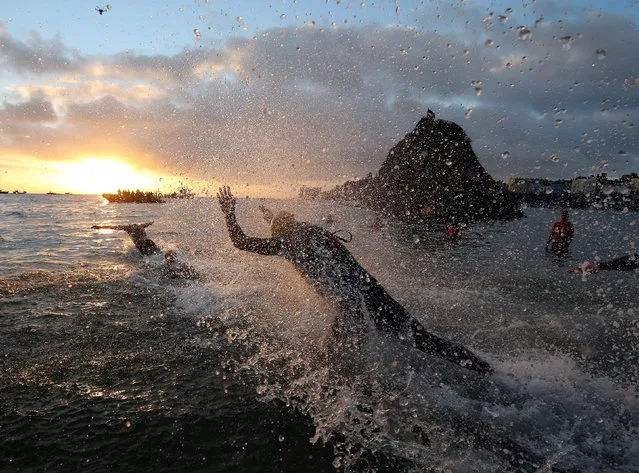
[52,158,163,194]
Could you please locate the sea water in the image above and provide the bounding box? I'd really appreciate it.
[1,193,637,472]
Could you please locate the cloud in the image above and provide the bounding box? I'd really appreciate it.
[1,95,57,123]
[0,6,637,195]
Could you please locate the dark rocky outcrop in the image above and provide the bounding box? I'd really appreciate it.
[323,117,523,222]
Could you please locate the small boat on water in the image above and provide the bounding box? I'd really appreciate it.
[0,190,9,194]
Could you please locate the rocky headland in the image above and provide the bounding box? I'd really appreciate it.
[318,116,523,222]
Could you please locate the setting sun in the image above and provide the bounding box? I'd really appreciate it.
[51,158,163,195]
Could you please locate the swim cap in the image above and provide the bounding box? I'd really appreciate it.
[270,211,296,236]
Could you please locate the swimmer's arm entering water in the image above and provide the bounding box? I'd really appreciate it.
[91,222,153,233]
[218,186,284,256]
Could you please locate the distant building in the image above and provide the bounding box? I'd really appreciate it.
[507,177,535,194]
[570,176,597,194]
[507,172,637,210]
[508,177,560,195]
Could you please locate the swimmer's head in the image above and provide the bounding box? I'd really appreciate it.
[270,210,296,236]
[164,249,177,261]
[560,210,569,220]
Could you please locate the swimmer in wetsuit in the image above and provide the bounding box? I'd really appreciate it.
[91,222,161,256]
[569,254,639,275]
[91,222,200,280]
[217,185,492,374]
[160,249,201,280]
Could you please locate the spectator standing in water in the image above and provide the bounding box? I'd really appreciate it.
[546,210,574,254]
[446,220,462,248]
[217,185,492,374]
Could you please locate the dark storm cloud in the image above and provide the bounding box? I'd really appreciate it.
[0,21,85,74]
[1,96,57,122]
[0,7,637,191]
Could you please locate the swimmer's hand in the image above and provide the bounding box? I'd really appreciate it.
[568,261,599,274]
[259,205,274,224]
[217,185,236,216]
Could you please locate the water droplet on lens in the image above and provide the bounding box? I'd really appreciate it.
[518,27,532,40]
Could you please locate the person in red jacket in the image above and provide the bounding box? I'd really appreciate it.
[546,210,574,254]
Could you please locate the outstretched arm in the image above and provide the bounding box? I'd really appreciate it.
[217,185,283,256]
[92,224,129,231]
[597,254,639,271]
[91,223,150,234]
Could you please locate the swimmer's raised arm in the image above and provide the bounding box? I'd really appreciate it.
[217,185,236,217]
[217,185,283,256]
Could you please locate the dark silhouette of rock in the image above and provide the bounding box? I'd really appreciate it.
[324,116,523,222]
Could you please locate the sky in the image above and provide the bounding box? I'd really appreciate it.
[1,0,638,196]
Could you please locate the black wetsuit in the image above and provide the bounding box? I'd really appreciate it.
[224,214,492,374]
[127,227,161,256]
[160,260,200,280]
[598,254,639,271]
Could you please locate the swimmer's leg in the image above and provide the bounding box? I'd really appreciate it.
[409,319,493,374]
[365,284,492,374]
